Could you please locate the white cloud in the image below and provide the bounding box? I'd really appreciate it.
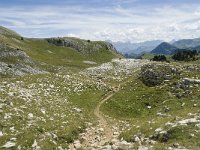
[1,4,200,42]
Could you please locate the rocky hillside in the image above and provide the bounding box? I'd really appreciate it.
[47,37,119,55]
[0,26,122,76]
[0,26,20,37]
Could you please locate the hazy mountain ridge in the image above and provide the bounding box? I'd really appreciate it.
[151,38,200,55]
[111,40,163,54]
[173,37,200,49]
[112,37,200,56]
[151,42,178,55]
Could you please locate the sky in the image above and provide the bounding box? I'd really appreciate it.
[1,0,200,42]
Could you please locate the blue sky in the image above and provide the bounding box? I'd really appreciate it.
[1,0,200,42]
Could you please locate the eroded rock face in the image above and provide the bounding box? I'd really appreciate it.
[0,62,47,76]
[0,46,47,76]
[0,49,32,64]
[183,78,200,85]
[46,38,120,55]
[140,64,181,86]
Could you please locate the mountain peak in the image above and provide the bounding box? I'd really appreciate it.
[151,42,178,55]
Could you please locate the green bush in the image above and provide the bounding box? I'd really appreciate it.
[172,50,198,61]
[152,55,167,62]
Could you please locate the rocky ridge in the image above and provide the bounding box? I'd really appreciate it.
[46,37,120,56]
[0,46,46,76]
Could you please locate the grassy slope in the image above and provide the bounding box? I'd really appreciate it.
[0,27,119,148]
[0,73,108,149]
[46,37,122,64]
[101,61,200,149]
[0,27,121,73]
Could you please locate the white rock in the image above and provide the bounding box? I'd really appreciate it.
[155,128,163,132]
[111,139,118,144]
[83,61,97,65]
[112,144,118,149]
[120,140,129,146]
[183,78,200,84]
[195,123,200,129]
[57,146,64,150]
[0,131,3,137]
[8,92,14,96]
[32,139,38,148]
[73,108,82,113]
[135,136,140,142]
[10,127,15,132]
[32,139,41,150]
[28,113,33,119]
[147,106,151,109]
[193,104,197,107]
[138,146,148,150]
[41,109,46,115]
[113,132,119,135]
[10,137,16,141]
[49,85,54,88]
[18,145,21,150]
[181,103,185,107]
[99,128,104,132]
[2,141,16,148]
[52,133,57,139]
[178,118,199,125]
[73,140,81,149]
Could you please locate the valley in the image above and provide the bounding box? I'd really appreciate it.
[0,26,200,150]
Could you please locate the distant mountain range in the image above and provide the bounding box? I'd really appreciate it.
[112,37,200,56]
[111,40,163,54]
[151,38,200,55]
[173,38,200,49]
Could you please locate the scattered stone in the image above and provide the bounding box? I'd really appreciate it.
[73,140,81,149]
[138,146,149,150]
[147,106,151,109]
[113,132,119,136]
[72,108,82,113]
[183,78,200,85]
[98,128,104,132]
[83,61,97,65]
[2,141,16,148]
[0,131,3,137]
[193,104,197,107]
[155,128,163,133]
[178,118,199,125]
[195,123,200,129]
[173,143,179,148]
[28,113,34,119]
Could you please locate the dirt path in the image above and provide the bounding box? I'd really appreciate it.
[68,84,121,149]
[68,89,118,150]
[93,91,116,142]
[69,75,139,149]
[94,85,121,141]
[69,66,144,149]
[80,86,120,148]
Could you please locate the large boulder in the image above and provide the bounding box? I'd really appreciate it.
[140,64,180,86]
